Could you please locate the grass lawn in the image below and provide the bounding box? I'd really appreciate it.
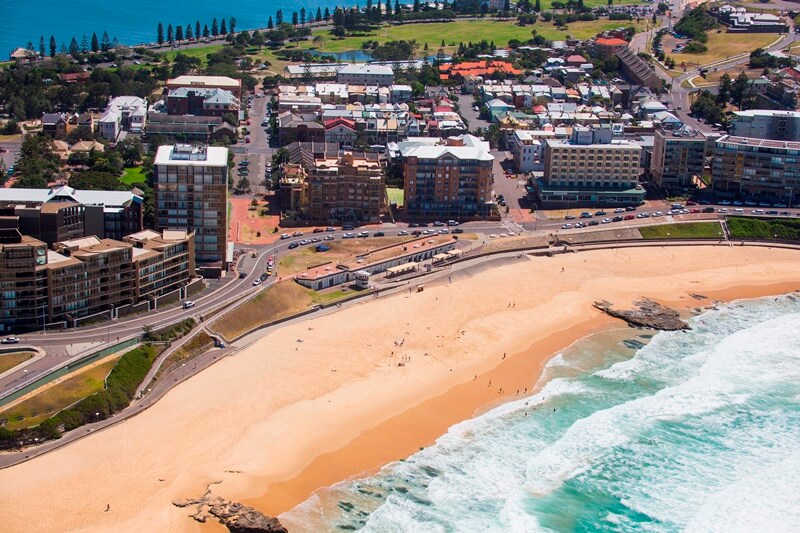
[693,66,763,87]
[387,187,405,206]
[274,18,645,58]
[0,356,120,431]
[310,286,366,304]
[677,31,776,67]
[120,166,147,185]
[0,133,22,142]
[542,0,640,6]
[163,44,226,65]
[727,217,800,241]
[212,281,315,340]
[639,222,723,239]
[0,352,35,374]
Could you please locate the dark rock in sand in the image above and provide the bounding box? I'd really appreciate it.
[174,492,287,533]
[593,299,690,331]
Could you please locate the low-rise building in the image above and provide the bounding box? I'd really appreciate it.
[144,114,237,143]
[166,75,242,100]
[97,96,147,141]
[41,113,69,137]
[278,111,325,146]
[336,64,394,86]
[166,87,239,117]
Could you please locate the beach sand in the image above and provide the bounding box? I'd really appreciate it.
[0,245,797,532]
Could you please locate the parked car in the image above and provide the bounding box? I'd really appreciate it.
[312,228,324,233]
[398,230,409,236]
[342,232,355,239]
[624,214,635,220]
[288,242,299,248]
[280,233,290,239]
[374,231,385,237]
[453,228,464,234]
[252,279,262,286]
[325,226,336,232]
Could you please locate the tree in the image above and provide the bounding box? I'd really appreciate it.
[300,7,306,25]
[38,36,45,58]
[276,9,284,25]
[717,72,732,105]
[535,0,541,11]
[101,31,110,51]
[292,11,299,25]
[220,18,227,35]
[157,23,164,45]
[49,35,57,57]
[196,21,201,39]
[176,25,184,41]
[414,0,421,11]
[236,176,251,192]
[268,16,274,29]
[167,24,174,43]
[731,71,750,109]
[80,33,89,53]
[186,24,193,40]
[230,17,237,33]
[395,0,401,16]
[316,7,322,21]
[203,24,210,38]
[324,7,331,20]
[504,0,510,11]
[69,36,79,57]
[212,18,219,36]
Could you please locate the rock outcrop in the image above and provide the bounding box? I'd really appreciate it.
[174,489,287,533]
[593,299,689,331]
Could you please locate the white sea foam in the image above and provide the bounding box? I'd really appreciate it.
[286,297,800,532]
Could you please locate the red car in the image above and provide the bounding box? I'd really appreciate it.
[624,214,635,220]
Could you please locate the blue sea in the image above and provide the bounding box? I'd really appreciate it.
[283,294,800,531]
[1,0,344,58]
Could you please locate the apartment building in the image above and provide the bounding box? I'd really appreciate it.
[532,126,644,207]
[154,144,229,272]
[513,130,556,173]
[650,129,707,190]
[0,233,48,332]
[125,229,195,301]
[306,152,385,224]
[728,110,800,141]
[711,135,800,202]
[403,137,494,220]
[0,185,144,244]
[0,229,195,332]
[166,87,239,117]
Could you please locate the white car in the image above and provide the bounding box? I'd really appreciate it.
[398,230,409,235]
[252,279,262,286]
[1,336,19,344]
[562,223,573,229]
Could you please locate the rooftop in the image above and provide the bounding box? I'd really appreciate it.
[154,144,229,166]
[167,75,241,89]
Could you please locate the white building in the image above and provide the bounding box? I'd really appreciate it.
[336,64,395,86]
[154,144,229,271]
[97,96,147,141]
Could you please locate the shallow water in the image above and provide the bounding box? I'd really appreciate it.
[283,294,800,532]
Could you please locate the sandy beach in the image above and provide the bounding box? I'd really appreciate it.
[0,245,798,532]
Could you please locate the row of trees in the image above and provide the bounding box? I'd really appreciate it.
[25,31,118,60]
[156,17,237,45]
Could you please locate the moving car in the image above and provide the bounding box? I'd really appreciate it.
[182,301,195,309]
[1,336,19,344]
[288,242,299,248]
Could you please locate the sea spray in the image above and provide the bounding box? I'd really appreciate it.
[283,295,800,532]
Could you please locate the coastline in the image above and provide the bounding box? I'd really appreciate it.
[0,246,797,533]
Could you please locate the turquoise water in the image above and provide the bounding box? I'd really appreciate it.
[2,0,337,57]
[283,294,800,531]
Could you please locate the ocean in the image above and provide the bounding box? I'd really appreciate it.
[1,0,336,58]
[283,294,800,531]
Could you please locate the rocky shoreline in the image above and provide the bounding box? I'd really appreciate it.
[174,485,288,533]
[593,299,690,331]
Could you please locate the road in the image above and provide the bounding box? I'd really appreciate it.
[234,93,274,197]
